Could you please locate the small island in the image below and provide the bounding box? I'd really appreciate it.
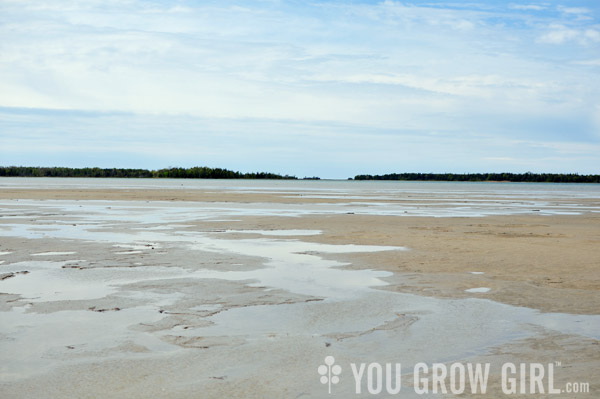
[0,166,297,180]
[352,172,600,183]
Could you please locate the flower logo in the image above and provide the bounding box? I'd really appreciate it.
[318,355,342,394]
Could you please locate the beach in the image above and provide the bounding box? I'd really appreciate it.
[0,178,598,397]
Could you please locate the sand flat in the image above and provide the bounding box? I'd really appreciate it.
[0,181,598,398]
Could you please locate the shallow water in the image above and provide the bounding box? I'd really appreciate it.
[0,183,599,386]
[31,251,77,256]
[2,177,600,197]
[464,287,491,293]
[2,177,600,217]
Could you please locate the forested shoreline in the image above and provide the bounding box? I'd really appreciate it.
[1,167,598,183]
[0,166,296,179]
[353,172,600,183]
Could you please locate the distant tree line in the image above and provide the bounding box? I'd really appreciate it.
[0,166,297,180]
[352,172,600,183]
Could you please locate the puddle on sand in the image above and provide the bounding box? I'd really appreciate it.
[113,243,159,250]
[1,197,599,384]
[0,261,194,302]
[173,291,600,367]
[31,251,77,256]
[0,306,178,381]
[0,196,594,223]
[465,287,491,293]
[225,229,322,236]
[469,271,485,275]
[0,208,404,301]
[185,236,400,299]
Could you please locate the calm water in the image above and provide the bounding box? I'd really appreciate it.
[1,177,599,392]
[1,177,600,197]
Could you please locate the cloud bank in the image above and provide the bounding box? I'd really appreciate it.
[1,0,598,177]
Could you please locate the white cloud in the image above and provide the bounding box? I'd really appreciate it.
[0,0,598,174]
[538,24,580,43]
[537,24,600,45]
[585,29,600,42]
[509,4,547,11]
[558,6,591,15]
[573,59,600,66]
[557,6,593,21]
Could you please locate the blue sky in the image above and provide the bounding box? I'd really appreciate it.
[0,0,599,178]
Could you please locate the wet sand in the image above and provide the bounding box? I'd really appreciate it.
[218,213,600,314]
[3,186,598,313]
[0,183,598,397]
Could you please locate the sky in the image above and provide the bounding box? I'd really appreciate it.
[0,0,599,178]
